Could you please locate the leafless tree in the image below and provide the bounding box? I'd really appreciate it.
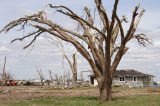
[62,52,78,88]
[61,72,67,89]
[2,56,7,85]
[55,72,70,89]
[1,57,14,85]
[49,70,53,81]
[65,71,71,88]
[48,38,78,88]
[49,70,54,87]
[54,73,61,88]
[0,0,151,101]
[36,66,45,85]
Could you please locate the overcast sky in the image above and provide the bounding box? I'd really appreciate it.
[0,0,160,81]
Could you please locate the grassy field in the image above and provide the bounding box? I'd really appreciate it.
[1,95,160,106]
[0,86,160,106]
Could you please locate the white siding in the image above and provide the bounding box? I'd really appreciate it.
[112,76,143,88]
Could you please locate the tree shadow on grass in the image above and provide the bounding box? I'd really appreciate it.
[112,96,127,101]
[70,96,128,102]
[68,96,98,101]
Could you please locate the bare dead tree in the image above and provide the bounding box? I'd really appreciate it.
[2,56,7,85]
[0,0,151,101]
[0,57,14,86]
[54,73,61,88]
[36,66,45,86]
[48,38,78,88]
[49,70,53,81]
[66,71,71,88]
[62,52,78,88]
[53,72,68,89]
[61,72,67,89]
[49,70,54,87]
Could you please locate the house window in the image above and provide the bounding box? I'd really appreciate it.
[119,77,125,81]
[133,77,137,82]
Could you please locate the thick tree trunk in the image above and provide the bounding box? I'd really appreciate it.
[99,76,112,101]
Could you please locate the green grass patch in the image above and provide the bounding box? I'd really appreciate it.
[1,95,160,106]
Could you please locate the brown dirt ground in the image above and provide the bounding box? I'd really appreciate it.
[0,86,160,101]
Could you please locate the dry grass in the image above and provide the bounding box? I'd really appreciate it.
[0,86,160,102]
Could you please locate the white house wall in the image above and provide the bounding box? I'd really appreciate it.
[112,76,143,88]
[90,76,153,87]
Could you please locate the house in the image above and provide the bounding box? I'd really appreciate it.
[90,69,155,88]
